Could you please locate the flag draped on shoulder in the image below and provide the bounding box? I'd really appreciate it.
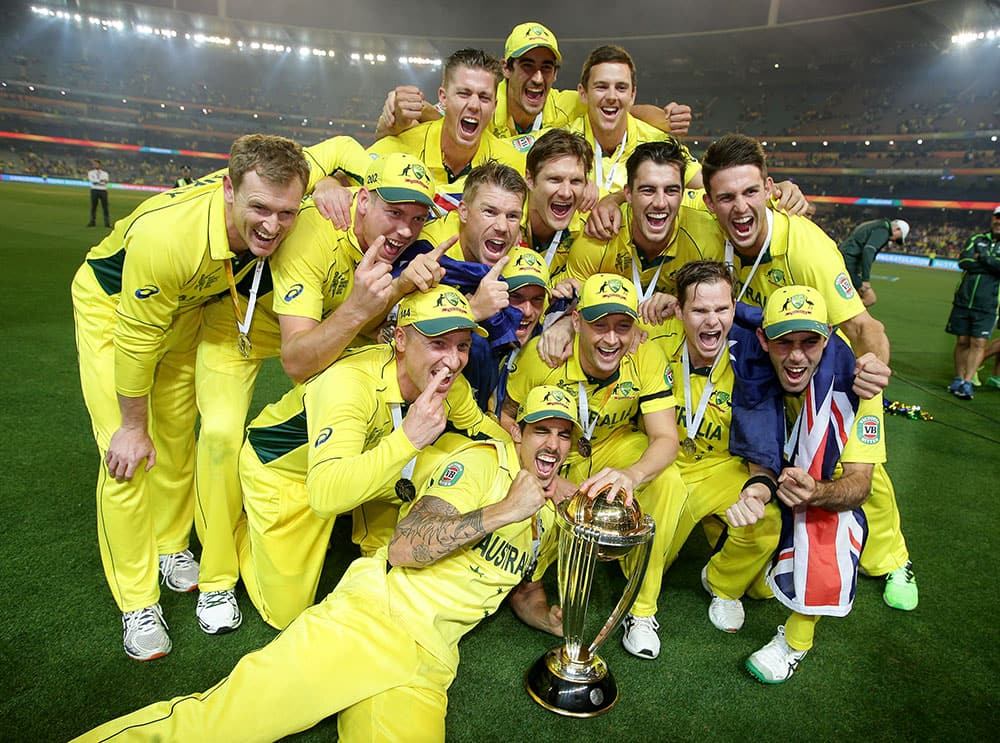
[727,302,868,617]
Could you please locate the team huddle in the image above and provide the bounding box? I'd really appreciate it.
[71,22,921,741]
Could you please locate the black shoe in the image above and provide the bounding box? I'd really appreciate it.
[87,222,95,227]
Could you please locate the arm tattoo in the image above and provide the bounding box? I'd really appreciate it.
[391,495,487,567]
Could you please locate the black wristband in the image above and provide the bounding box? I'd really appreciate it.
[743,474,778,500]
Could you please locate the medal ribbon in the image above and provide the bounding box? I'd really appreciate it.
[389,402,417,481]
[725,207,774,303]
[681,340,727,446]
[225,257,265,346]
[631,249,665,303]
[593,128,628,193]
[577,380,617,444]
[543,229,564,267]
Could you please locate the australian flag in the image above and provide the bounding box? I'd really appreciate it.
[728,303,868,617]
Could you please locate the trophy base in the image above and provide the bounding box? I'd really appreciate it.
[525,647,619,717]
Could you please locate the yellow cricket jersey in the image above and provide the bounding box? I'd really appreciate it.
[522,212,584,285]
[366,119,527,208]
[245,344,506,517]
[647,318,737,475]
[565,114,702,196]
[269,196,366,322]
[565,203,722,296]
[506,336,675,448]
[382,438,557,670]
[495,84,583,142]
[80,183,261,397]
[784,392,887,477]
[734,210,865,326]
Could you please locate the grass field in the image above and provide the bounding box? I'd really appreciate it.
[1,181,998,741]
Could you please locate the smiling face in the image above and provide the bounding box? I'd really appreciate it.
[395,326,472,402]
[679,280,735,367]
[756,329,828,394]
[457,183,524,266]
[992,211,1000,239]
[703,164,774,259]
[509,284,547,346]
[504,47,559,128]
[223,169,304,257]
[526,153,587,238]
[354,190,430,263]
[517,417,573,488]
[579,61,635,147]
[573,311,635,379]
[439,65,498,152]
[626,160,683,256]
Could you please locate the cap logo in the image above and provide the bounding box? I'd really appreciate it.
[782,293,813,312]
[542,389,569,405]
[435,291,463,308]
[599,278,624,294]
[516,252,541,268]
[400,162,429,185]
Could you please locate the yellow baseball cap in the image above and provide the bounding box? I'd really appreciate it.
[364,153,436,208]
[504,22,561,64]
[762,285,831,339]
[516,384,581,432]
[577,273,638,322]
[502,246,551,292]
[397,286,488,338]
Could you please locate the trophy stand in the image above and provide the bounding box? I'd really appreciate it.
[525,488,655,717]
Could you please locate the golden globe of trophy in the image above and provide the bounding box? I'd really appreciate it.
[525,485,655,717]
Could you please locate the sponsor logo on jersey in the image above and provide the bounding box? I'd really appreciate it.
[438,461,464,486]
[857,415,880,445]
[835,272,855,299]
[511,135,536,153]
[134,285,159,299]
[284,283,304,301]
[665,366,674,388]
[314,427,333,446]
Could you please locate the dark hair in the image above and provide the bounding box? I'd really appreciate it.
[462,160,528,204]
[580,44,636,89]
[526,129,594,178]
[701,133,768,195]
[625,140,687,188]
[674,260,737,308]
[228,134,309,192]
[443,48,503,88]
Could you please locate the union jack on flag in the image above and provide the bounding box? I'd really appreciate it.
[767,374,868,617]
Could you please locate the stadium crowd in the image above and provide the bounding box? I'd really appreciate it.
[4,4,998,740]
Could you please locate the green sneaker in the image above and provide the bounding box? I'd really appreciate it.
[971,371,981,387]
[987,376,1000,390]
[883,560,918,611]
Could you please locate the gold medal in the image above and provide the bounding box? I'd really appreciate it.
[577,436,592,458]
[237,332,252,359]
[395,478,416,503]
[681,437,697,457]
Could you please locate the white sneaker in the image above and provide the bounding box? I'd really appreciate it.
[746,625,807,684]
[621,613,660,659]
[159,549,199,593]
[701,566,745,633]
[197,589,242,635]
[122,604,171,661]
